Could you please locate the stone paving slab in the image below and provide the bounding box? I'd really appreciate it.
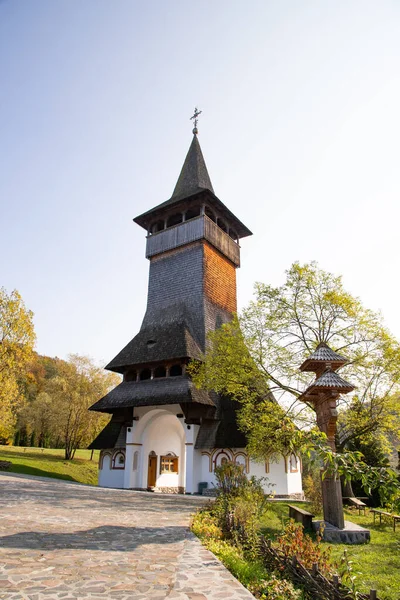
[0,473,254,600]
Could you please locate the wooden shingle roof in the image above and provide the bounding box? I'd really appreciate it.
[106,322,203,373]
[89,376,216,413]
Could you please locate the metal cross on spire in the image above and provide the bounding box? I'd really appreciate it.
[190,107,202,134]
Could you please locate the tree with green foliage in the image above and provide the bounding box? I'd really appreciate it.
[191,262,400,499]
[45,354,118,459]
[0,288,36,441]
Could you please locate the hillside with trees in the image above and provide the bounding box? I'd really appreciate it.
[0,287,119,459]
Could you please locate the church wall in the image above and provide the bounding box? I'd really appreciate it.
[98,452,125,488]
[197,449,303,498]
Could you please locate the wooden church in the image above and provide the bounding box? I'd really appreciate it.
[89,119,303,497]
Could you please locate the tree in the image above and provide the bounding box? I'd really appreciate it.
[191,262,400,462]
[45,355,119,459]
[0,288,35,441]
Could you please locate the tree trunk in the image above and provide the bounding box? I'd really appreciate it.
[90,449,94,461]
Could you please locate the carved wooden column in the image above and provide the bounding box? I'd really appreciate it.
[299,343,355,529]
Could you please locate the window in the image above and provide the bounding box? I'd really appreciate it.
[112,452,125,469]
[290,454,298,473]
[160,455,178,474]
[139,368,152,380]
[185,206,201,221]
[169,364,182,377]
[154,366,166,378]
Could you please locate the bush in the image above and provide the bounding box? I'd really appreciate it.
[192,509,302,600]
[302,473,322,515]
[253,574,302,600]
[191,509,223,541]
[213,461,270,557]
[275,520,333,578]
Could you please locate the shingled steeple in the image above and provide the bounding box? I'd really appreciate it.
[171,134,214,200]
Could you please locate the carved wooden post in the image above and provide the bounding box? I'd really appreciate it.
[299,343,355,529]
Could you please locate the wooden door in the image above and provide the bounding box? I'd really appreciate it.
[148,455,157,488]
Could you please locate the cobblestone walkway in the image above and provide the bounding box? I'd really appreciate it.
[0,473,254,600]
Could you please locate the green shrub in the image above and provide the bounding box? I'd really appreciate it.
[191,509,222,541]
[213,461,270,557]
[276,520,334,578]
[253,574,302,600]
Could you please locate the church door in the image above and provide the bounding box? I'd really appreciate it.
[147,455,157,488]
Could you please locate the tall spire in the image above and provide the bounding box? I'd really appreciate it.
[171,133,214,199]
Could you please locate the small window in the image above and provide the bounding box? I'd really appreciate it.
[169,364,182,377]
[140,368,152,380]
[112,452,125,469]
[185,206,201,221]
[160,455,178,474]
[154,366,166,378]
[167,213,183,228]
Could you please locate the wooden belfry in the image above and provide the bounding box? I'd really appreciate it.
[299,343,355,529]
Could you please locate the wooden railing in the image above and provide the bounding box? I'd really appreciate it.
[145,215,240,266]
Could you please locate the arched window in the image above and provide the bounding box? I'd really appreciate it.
[185,206,201,221]
[169,364,182,377]
[139,368,152,381]
[213,450,232,470]
[167,213,183,228]
[205,206,216,222]
[289,454,298,473]
[112,451,125,469]
[154,366,167,378]
[133,451,139,471]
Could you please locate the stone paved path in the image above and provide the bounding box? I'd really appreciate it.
[0,473,254,600]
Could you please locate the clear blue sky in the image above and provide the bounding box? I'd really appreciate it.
[1,1,400,365]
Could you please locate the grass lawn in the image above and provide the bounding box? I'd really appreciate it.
[260,501,400,600]
[0,446,99,486]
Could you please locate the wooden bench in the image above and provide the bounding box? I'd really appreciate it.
[287,504,315,530]
[0,461,12,471]
[343,496,367,515]
[370,508,400,532]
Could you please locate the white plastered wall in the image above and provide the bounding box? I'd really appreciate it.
[198,448,303,497]
[98,452,125,488]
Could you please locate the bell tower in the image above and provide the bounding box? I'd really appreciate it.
[105,124,252,373]
[90,117,252,482]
